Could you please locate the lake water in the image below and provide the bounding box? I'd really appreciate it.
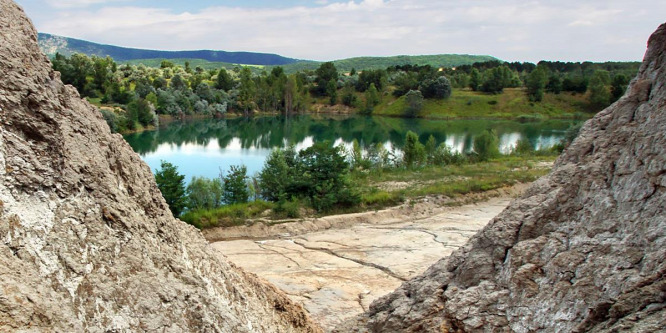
[123,115,580,182]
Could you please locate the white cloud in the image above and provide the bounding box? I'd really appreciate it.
[45,0,129,9]
[29,0,666,62]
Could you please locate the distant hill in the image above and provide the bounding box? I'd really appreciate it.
[37,33,301,66]
[38,33,498,72]
[281,55,499,73]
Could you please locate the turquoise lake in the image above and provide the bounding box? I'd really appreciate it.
[123,115,580,182]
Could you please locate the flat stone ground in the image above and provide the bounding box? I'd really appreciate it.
[211,196,511,330]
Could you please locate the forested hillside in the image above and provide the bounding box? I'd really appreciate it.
[38,33,300,65]
[49,51,639,134]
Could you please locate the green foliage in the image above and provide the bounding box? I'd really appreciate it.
[222,165,249,205]
[272,199,301,219]
[403,131,426,168]
[180,200,273,229]
[238,67,256,114]
[610,74,629,102]
[357,69,387,92]
[341,84,359,107]
[314,62,338,97]
[425,135,437,163]
[259,148,292,202]
[326,79,338,105]
[432,143,466,165]
[588,70,611,109]
[186,176,224,210]
[155,161,187,217]
[297,141,359,212]
[403,90,424,118]
[480,66,515,94]
[473,130,500,161]
[513,137,535,155]
[215,68,234,91]
[419,76,452,99]
[469,68,481,91]
[363,83,380,114]
[526,65,549,102]
[546,74,562,94]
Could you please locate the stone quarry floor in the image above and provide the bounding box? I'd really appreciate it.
[210,195,513,330]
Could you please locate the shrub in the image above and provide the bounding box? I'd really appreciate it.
[473,130,500,161]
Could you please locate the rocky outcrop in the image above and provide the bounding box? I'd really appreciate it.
[337,24,666,333]
[0,1,321,332]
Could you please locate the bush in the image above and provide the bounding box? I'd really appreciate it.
[513,138,535,155]
[221,165,249,205]
[473,130,500,161]
[403,90,424,118]
[403,131,426,168]
[186,176,224,210]
[419,76,452,99]
[433,143,466,165]
[155,161,187,217]
[272,199,301,219]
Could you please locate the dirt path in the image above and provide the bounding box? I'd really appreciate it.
[210,188,523,330]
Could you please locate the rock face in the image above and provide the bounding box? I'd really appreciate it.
[338,24,666,333]
[0,1,321,332]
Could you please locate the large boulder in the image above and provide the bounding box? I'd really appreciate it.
[0,1,321,332]
[338,23,666,332]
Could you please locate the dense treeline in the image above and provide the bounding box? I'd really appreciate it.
[51,53,638,133]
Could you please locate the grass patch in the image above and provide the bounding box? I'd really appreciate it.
[351,155,556,211]
[180,200,273,229]
[373,88,591,120]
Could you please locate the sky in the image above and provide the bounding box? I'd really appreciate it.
[14,0,666,63]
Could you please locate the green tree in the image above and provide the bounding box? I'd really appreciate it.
[170,74,187,90]
[315,62,338,96]
[419,76,452,99]
[222,165,249,205]
[546,74,563,94]
[155,161,187,217]
[326,79,338,105]
[238,67,256,115]
[259,149,291,201]
[469,68,481,91]
[297,141,358,212]
[425,135,437,163]
[403,90,424,118]
[480,66,513,94]
[473,130,500,161]
[403,131,426,168]
[526,65,549,102]
[350,139,369,169]
[215,68,234,91]
[588,70,611,109]
[341,84,359,107]
[186,176,224,210]
[513,138,534,155]
[610,74,629,102]
[363,83,380,114]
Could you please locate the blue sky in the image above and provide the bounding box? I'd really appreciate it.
[15,0,666,62]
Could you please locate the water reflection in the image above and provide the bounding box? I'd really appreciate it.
[124,115,579,182]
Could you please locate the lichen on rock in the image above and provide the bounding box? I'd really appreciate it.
[337,23,666,333]
[0,1,321,332]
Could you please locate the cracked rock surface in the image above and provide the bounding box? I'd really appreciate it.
[212,196,511,330]
[0,2,320,332]
[335,23,666,333]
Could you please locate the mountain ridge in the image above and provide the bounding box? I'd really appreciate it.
[38,32,302,66]
[38,32,498,71]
